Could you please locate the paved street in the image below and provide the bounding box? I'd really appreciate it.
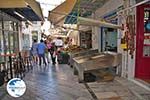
[0,64,150,100]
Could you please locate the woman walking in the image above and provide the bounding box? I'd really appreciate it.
[31,39,38,64]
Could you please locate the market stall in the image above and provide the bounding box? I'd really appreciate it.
[72,52,122,82]
[68,49,99,67]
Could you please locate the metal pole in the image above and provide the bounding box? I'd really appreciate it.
[9,55,13,79]
[118,0,150,13]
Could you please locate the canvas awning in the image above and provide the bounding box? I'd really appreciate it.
[0,0,44,21]
[48,0,121,29]
[78,17,122,29]
[48,0,77,25]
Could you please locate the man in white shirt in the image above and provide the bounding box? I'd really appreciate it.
[53,37,64,48]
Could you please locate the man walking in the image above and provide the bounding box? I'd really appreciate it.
[37,39,47,66]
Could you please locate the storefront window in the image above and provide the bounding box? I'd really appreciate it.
[0,29,4,62]
[0,11,19,62]
[143,8,150,57]
[3,31,9,54]
[4,21,14,31]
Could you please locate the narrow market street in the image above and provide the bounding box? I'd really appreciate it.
[0,63,149,100]
[0,0,150,100]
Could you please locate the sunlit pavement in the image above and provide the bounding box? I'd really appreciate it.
[0,63,150,100]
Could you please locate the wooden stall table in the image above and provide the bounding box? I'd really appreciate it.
[73,52,122,82]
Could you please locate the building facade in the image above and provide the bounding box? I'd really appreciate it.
[92,0,150,88]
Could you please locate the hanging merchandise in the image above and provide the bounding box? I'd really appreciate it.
[126,15,135,58]
[121,24,128,50]
[120,14,135,58]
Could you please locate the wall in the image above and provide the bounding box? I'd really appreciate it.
[117,0,136,79]
[92,26,100,50]
[31,21,42,42]
[21,22,32,50]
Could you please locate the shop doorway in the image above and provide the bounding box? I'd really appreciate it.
[101,28,117,52]
[136,4,150,82]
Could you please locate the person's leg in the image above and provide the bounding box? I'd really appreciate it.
[46,53,50,63]
[50,52,54,64]
[39,54,42,66]
[35,55,38,64]
[42,54,47,66]
[33,56,36,63]
[53,57,56,64]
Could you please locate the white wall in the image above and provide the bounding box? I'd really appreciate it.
[117,0,136,79]
[92,26,100,50]
[31,21,42,42]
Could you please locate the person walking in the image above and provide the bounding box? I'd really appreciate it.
[37,39,47,66]
[50,42,57,65]
[44,40,50,64]
[31,39,38,63]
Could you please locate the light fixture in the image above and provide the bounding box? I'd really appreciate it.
[14,11,25,19]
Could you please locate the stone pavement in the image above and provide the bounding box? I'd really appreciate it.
[0,64,150,100]
[88,77,150,100]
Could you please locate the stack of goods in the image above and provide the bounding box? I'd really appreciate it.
[63,45,86,53]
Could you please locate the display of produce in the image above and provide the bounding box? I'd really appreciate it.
[63,45,86,53]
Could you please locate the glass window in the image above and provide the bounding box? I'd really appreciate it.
[3,21,14,31]
[9,32,14,54]
[3,31,9,54]
[144,8,150,33]
[0,29,4,62]
[14,32,19,53]
[143,8,150,57]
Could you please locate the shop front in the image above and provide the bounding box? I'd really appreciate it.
[136,4,150,82]
[0,11,19,62]
[100,12,118,52]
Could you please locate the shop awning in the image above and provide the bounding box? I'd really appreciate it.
[48,0,77,25]
[0,0,44,21]
[48,0,121,29]
[78,17,122,29]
